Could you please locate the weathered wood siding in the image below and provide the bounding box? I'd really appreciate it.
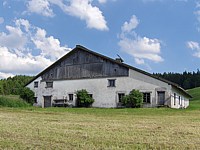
[41,49,129,80]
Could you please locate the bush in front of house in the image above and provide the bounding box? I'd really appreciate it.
[20,87,35,105]
[122,89,143,108]
[76,89,95,107]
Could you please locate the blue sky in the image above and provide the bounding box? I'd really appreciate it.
[0,0,200,78]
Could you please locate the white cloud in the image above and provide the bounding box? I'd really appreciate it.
[118,15,163,65]
[26,0,108,31]
[0,17,4,24]
[57,0,108,31]
[0,19,71,78]
[0,72,14,79]
[27,0,54,17]
[121,15,139,33]
[32,28,71,61]
[187,41,200,57]
[0,25,27,50]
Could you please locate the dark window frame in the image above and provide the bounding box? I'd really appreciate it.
[174,93,176,105]
[108,79,116,87]
[88,94,93,98]
[118,93,125,103]
[143,92,151,103]
[34,81,38,88]
[34,97,37,103]
[68,94,73,101]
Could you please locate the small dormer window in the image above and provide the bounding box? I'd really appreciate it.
[34,81,38,88]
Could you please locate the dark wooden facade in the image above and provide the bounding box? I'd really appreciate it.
[41,48,129,81]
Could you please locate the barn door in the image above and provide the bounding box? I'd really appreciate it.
[44,96,52,107]
[157,92,165,105]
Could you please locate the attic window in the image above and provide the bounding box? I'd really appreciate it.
[34,82,38,88]
[46,81,53,88]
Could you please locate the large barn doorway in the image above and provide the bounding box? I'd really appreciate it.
[44,96,52,107]
[157,91,165,105]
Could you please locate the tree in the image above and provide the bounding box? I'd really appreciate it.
[20,87,34,104]
[122,89,143,108]
[76,89,94,107]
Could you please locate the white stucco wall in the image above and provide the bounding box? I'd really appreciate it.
[27,69,190,108]
[170,87,190,109]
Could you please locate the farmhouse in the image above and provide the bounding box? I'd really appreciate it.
[26,45,192,108]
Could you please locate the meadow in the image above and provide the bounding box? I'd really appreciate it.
[0,89,200,149]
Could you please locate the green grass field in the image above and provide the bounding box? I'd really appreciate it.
[0,88,200,149]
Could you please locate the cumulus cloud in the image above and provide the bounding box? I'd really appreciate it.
[118,15,163,65]
[187,41,200,57]
[0,19,71,78]
[26,0,108,31]
[27,0,54,17]
[32,28,70,61]
[121,15,139,33]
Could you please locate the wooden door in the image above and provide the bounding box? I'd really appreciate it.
[44,96,52,107]
[157,92,165,105]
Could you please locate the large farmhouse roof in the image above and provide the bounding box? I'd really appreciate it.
[26,45,192,98]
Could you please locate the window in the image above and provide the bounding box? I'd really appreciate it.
[174,93,176,105]
[34,97,37,103]
[88,94,93,98]
[68,94,73,101]
[118,93,125,103]
[179,96,181,105]
[108,79,116,87]
[34,81,38,88]
[143,93,151,103]
[46,81,53,88]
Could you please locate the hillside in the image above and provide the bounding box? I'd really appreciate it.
[187,87,200,101]
[187,87,200,109]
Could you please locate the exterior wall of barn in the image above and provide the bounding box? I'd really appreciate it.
[170,87,190,109]
[26,46,190,109]
[26,68,189,108]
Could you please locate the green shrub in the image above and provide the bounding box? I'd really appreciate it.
[0,96,30,107]
[76,89,95,107]
[20,87,34,104]
[122,89,143,108]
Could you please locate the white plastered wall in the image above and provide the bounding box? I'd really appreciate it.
[26,69,189,108]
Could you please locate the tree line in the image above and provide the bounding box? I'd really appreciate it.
[153,70,200,90]
[0,75,33,95]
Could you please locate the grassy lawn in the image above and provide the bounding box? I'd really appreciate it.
[0,89,200,149]
[0,107,200,149]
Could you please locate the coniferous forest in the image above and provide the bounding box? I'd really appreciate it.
[153,70,200,90]
[0,70,200,95]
